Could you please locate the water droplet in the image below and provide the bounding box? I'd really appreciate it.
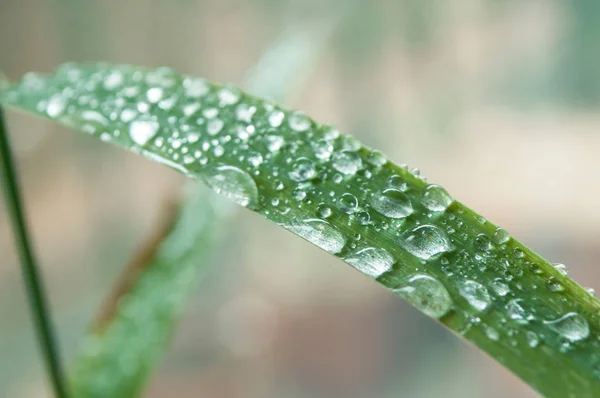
[332,150,362,175]
[284,219,346,254]
[317,204,332,219]
[289,158,317,182]
[526,331,539,348]
[546,277,564,292]
[459,280,491,311]
[288,111,310,132]
[506,299,530,324]
[146,87,164,103]
[183,77,209,97]
[355,210,370,225]
[292,188,307,201]
[202,165,259,209]
[104,71,124,90]
[346,247,395,278]
[490,278,509,296]
[338,193,358,214]
[544,313,589,342]
[236,104,256,122]
[207,118,224,135]
[394,274,452,318]
[129,116,159,146]
[46,95,66,118]
[493,228,510,244]
[218,87,240,105]
[367,150,387,167]
[370,189,413,219]
[388,175,407,191]
[553,263,568,276]
[265,135,284,152]
[399,225,452,260]
[421,185,453,211]
[268,110,285,128]
[312,139,333,160]
[483,325,499,341]
[474,234,492,251]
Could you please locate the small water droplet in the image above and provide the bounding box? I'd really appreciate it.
[346,247,395,278]
[506,299,530,324]
[183,77,209,97]
[218,87,240,105]
[553,263,568,276]
[355,210,371,225]
[388,175,407,191]
[289,158,317,182]
[483,325,500,341]
[394,274,453,318]
[526,331,539,348]
[370,189,413,219]
[202,165,259,209]
[317,204,332,219]
[338,193,358,214]
[146,87,164,103]
[129,116,159,146]
[421,185,453,211]
[399,225,452,260]
[312,139,334,160]
[207,118,224,135]
[268,110,285,128]
[284,219,346,254]
[332,150,362,175]
[459,280,491,311]
[46,95,66,118]
[546,277,564,292]
[544,312,589,342]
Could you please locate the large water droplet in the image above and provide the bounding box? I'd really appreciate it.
[202,165,259,209]
[289,158,317,182]
[337,193,358,214]
[493,228,510,244]
[332,150,362,175]
[345,247,395,278]
[459,280,491,311]
[129,116,159,145]
[394,274,453,318]
[544,313,589,342]
[399,225,452,260]
[284,219,346,254]
[370,189,413,219]
[421,185,453,211]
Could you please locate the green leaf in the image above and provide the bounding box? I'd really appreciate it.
[3,63,600,398]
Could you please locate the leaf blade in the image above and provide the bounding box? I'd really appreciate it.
[3,63,600,398]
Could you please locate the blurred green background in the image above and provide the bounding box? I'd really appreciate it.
[1,0,600,397]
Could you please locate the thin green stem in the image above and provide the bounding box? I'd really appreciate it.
[0,107,69,398]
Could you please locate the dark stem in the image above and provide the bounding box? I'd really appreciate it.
[0,107,69,398]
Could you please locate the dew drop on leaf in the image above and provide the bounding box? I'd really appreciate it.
[289,158,317,182]
[420,184,453,211]
[493,228,511,244]
[394,274,453,318]
[337,193,358,214]
[370,189,413,219]
[202,165,260,210]
[332,150,362,175]
[399,225,452,260]
[543,312,589,342]
[129,116,159,146]
[283,219,346,254]
[345,247,395,278]
[459,280,491,311]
